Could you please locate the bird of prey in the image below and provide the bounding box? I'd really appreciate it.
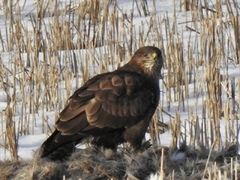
[39,46,163,161]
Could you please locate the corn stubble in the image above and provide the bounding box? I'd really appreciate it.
[0,0,240,179]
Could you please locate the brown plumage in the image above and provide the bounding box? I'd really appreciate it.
[39,46,163,160]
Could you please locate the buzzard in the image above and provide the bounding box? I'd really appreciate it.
[39,46,163,160]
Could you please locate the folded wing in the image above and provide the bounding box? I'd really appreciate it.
[56,71,157,135]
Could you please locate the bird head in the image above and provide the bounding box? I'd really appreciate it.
[129,46,163,78]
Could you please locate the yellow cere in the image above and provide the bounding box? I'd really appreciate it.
[152,52,157,58]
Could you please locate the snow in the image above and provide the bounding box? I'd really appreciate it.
[0,0,240,177]
[10,134,46,160]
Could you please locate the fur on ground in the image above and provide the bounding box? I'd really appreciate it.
[0,144,239,180]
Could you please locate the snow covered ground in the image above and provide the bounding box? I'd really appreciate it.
[0,1,240,176]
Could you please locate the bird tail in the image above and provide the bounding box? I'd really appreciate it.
[38,130,83,161]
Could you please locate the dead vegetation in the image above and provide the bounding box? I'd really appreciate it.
[0,144,239,179]
[0,0,240,179]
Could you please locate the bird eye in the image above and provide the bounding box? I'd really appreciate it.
[143,53,148,57]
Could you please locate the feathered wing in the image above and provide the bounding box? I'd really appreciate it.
[40,70,159,159]
[57,71,157,132]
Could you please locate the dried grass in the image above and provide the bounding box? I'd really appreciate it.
[0,144,239,179]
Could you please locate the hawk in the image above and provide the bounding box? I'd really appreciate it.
[39,46,163,160]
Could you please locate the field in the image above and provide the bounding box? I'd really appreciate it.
[0,0,240,179]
